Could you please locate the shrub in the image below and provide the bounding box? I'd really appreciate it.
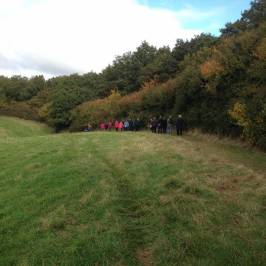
[229,89,266,150]
[70,80,176,131]
[0,100,40,121]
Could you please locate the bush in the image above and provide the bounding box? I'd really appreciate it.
[70,80,176,131]
[229,88,266,150]
[0,100,40,121]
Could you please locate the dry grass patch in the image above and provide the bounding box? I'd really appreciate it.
[159,194,173,205]
[136,248,154,266]
[40,205,75,231]
[79,190,93,204]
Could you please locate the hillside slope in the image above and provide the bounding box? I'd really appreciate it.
[0,118,266,266]
[0,116,52,138]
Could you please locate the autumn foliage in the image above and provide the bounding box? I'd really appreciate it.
[70,80,176,131]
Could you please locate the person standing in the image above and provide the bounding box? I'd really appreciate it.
[167,115,173,134]
[108,121,113,130]
[176,114,184,136]
[162,117,167,134]
[129,119,133,131]
[135,118,141,131]
[149,118,153,132]
[124,119,129,131]
[118,120,124,131]
[150,117,157,133]
[132,119,136,131]
[158,116,163,134]
[115,120,119,131]
[100,122,105,130]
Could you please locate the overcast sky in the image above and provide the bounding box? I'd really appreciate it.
[0,0,251,78]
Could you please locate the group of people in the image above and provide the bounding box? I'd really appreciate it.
[98,118,143,132]
[84,115,185,135]
[149,115,184,135]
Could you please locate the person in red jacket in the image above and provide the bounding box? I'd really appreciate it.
[118,121,124,131]
[115,120,119,131]
[100,122,105,130]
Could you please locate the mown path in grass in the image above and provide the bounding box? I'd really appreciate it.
[1,117,266,265]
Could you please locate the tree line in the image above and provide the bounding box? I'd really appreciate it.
[0,0,265,149]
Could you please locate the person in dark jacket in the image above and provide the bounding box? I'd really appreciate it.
[151,117,157,133]
[134,118,141,131]
[176,114,184,135]
[158,116,163,134]
[129,119,134,131]
[162,117,167,134]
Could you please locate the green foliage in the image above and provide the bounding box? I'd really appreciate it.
[172,20,266,147]
[229,88,266,149]
[0,99,41,121]
[220,0,266,36]
[48,86,97,130]
[101,36,217,95]
[102,41,160,94]
[0,75,45,101]
[3,75,29,101]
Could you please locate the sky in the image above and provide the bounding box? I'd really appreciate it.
[0,0,251,78]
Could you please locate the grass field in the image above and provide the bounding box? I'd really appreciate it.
[0,116,266,266]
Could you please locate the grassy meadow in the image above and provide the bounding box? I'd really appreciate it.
[0,116,266,266]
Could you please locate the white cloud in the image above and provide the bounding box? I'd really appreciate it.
[0,0,202,77]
